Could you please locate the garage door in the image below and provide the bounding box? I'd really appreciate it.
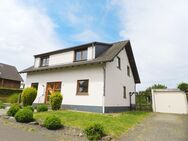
[152,89,188,114]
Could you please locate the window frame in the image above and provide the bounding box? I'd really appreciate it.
[127,65,130,77]
[31,83,39,91]
[40,56,49,67]
[117,56,121,69]
[76,79,89,95]
[74,48,88,62]
[123,86,126,99]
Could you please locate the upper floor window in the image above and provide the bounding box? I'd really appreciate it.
[127,66,130,76]
[117,56,121,69]
[75,49,87,61]
[40,56,49,67]
[77,79,89,95]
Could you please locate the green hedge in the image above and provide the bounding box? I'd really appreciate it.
[0,88,22,103]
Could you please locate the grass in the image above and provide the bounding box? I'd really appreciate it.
[34,110,150,137]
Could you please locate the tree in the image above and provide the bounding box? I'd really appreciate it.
[140,84,167,96]
[177,82,188,92]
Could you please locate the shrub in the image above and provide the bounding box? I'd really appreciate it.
[0,100,5,109]
[7,104,21,117]
[44,115,62,130]
[21,87,37,106]
[50,92,63,110]
[84,123,105,141]
[37,104,48,112]
[177,82,188,92]
[23,106,34,112]
[15,109,33,123]
[7,93,19,103]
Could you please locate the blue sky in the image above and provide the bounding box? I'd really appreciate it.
[0,0,188,90]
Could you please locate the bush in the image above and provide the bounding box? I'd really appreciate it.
[44,115,62,130]
[177,82,188,92]
[0,100,5,109]
[7,93,19,103]
[21,87,37,106]
[37,104,48,112]
[84,123,105,141]
[15,109,33,123]
[23,106,34,112]
[7,104,21,117]
[50,92,63,110]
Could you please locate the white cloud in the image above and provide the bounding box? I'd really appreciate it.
[111,0,188,89]
[0,0,63,70]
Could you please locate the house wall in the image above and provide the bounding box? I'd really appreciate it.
[25,64,104,112]
[0,78,21,89]
[104,48,136,112]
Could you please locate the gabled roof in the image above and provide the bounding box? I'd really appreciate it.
[20,40,140,83]
[0,63,23,82]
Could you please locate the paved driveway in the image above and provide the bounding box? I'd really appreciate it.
[120,113,188,141]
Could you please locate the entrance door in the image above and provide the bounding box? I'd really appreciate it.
[45,82,61,103]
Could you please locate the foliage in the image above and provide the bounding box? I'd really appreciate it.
[34,111,149,137]
[50,92,63,110]
[177,82,188,92]
[15,109,33,123]
[7,104,21,116]
[44,115,62,130]
[0,100,5,109]
[37,104,48,112]
[21,87,37,106]
[7,93,19,103]
[84,123,105,141]
[0,88,22,103]
[144,84,167,96]
[23,106,34,112]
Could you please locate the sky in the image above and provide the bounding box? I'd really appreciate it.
[0,0,188,90]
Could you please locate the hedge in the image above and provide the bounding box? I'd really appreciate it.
[0,88,22,103]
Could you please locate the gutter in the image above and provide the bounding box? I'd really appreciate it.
[102,64,106,113]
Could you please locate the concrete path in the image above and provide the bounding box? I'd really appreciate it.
[120,113,188,141]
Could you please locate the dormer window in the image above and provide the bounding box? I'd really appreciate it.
[40,56,49,67]
[75,49,87,61]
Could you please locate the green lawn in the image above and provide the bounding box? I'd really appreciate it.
[34,110,150,137]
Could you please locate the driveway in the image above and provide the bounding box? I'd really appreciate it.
[120,113,188,141]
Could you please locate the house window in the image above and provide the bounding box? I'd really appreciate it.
[117,56,121,69]
[127,66,130,76]
[40,56,49,67]
[75,49,87,61]
[77,79,89,95]
[31,83,39,91]
[123,86,126,99]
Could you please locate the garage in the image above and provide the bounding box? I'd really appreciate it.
[152,89,188,114]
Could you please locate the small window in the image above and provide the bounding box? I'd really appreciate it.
[31,83,39,91]
[117,56,121,69]
[127,66,130,76]
[75,49,87,61]
[77,79,89,95]
[40,56,49,67]
[123,86,126,99]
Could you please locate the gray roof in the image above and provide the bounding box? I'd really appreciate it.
[0,63,23,82]
[20,40,140,83]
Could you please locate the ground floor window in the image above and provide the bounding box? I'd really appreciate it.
[31,83,39,91]
[77,79,89,95]
[45,82,61,103]
[123,86,126,99]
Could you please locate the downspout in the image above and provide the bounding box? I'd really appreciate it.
[102,64,106,113]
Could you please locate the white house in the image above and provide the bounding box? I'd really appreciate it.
[20,40,140,113]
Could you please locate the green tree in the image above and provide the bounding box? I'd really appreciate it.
[141,84,167,95]
[177,82,188,92]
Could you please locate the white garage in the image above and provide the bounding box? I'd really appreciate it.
[152,89,188,114]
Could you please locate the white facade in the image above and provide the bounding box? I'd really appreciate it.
[105,48,136,107]
[152,89,188,114]
[24,42,139,113]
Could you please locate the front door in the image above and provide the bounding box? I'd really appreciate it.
[45,82,61,103]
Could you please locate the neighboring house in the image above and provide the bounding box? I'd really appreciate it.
[20,40,140,113]
[0,63,23,89]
